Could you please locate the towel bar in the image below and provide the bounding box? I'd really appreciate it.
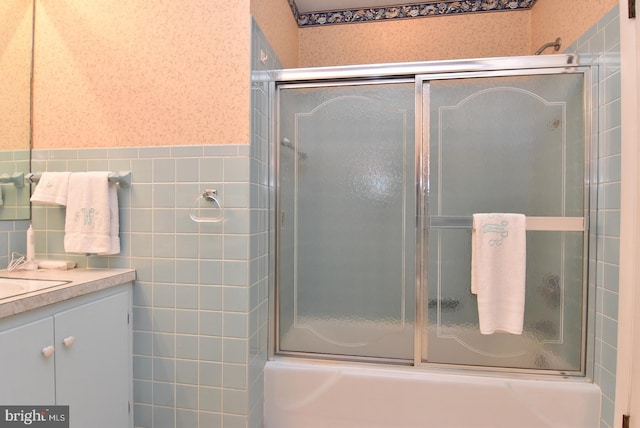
[27,171,132,188]
[429,216,585,232]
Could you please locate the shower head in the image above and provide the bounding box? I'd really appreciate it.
[534,37,562,55]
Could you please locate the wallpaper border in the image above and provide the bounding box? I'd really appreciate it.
[290,0,538,27]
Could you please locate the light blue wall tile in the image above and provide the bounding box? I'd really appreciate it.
[133,282,153,307]
[176,384,198,410]
[133,404,152,428]
[175,259,199,284]
[133,306,153,331]
[199,387,222,413]
[200,285,223,311]
[224,261,249,286]
[223,363,247,389]
[199,336,223,362]
[223,338,248,364]
[199,311,223,337]
[152,183,176,208]
[140,147,171,159]
[153,357,176,382]
[222,414,247,428]
[153,259,176,283]
[199,361,222,387]
[224,287,249,312]
[176,409,198,427]
[224,157,250,182]
[131,183,153,208]
[132,159,153,183]
[175,285,198,309]
[602,316,618,348]
[134,356,153,381]
[223,389,248,415]
[199,158,224,182]
[176,158,200,182]
[176,360,198,385]
[134,380,153,404]
[176,309,198,335]
[199,235,223,259]
[153,381,175,407]
[222,183,250,208]
[200,260,223,286]
[223,312,248,338]
[153,332,176,358]
[176,334,199,360]
[224,235,248,260]
[133,331,153,356]
[153,209,176,233]
[153,283,176,308]
[154,234,177,258]
[172,146,204,158]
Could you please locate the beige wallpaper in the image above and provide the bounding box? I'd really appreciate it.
[1,0,33,151]
[298,11,531,67]
[251,0,299,68]
[33,0,251,149]
[29,0,620,149]
[531,0,618,54]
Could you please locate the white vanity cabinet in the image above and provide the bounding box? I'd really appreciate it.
[0,284,132,428]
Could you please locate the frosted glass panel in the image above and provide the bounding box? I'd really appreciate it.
[424,74,586,371]
[278,82,415,360]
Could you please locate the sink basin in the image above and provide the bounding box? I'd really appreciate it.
[0,277,70,300]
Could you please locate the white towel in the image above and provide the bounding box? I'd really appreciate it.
[64,172,120,255]
[471,213,526,335]
[30,172,71,205]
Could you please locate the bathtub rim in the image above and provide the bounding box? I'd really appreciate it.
[268,354,595,383]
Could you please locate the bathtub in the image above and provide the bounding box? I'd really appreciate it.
[264,360,601,428]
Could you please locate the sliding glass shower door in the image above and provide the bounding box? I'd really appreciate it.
[276,81,416,361]
[422,72,587,372]
[274,58,591,373]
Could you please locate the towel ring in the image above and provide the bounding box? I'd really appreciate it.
[189,189,223,223]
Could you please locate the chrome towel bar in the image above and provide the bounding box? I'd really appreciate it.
[429,216,585,232]
[26,171,132,188]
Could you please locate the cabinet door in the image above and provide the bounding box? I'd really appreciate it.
[0,317,55,404]
[54,291,130,428]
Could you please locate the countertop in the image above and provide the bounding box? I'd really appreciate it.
[0,268,136,319]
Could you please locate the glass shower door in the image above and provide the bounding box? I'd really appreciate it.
[423,73,587,372]
[277,81,415,361]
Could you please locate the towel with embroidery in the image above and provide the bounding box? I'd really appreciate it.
[64,172,120,254]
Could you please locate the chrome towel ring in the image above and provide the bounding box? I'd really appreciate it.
[189,189,223,223]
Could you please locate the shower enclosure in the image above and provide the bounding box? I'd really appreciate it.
[271,55,594,375]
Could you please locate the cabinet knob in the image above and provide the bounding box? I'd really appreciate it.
[41,345,55,358]
[62,336,75,348]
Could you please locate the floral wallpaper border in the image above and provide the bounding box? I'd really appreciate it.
[290,0,538,26]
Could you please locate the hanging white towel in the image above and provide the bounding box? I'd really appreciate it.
[64,172,120,255]
[30,172,71,206]
[471,213,526,335]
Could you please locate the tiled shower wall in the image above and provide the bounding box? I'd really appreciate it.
[568,6,621,428]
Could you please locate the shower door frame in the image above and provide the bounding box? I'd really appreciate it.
[269,54,595,376]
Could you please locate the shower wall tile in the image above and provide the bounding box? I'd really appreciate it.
[570,6,620,428]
